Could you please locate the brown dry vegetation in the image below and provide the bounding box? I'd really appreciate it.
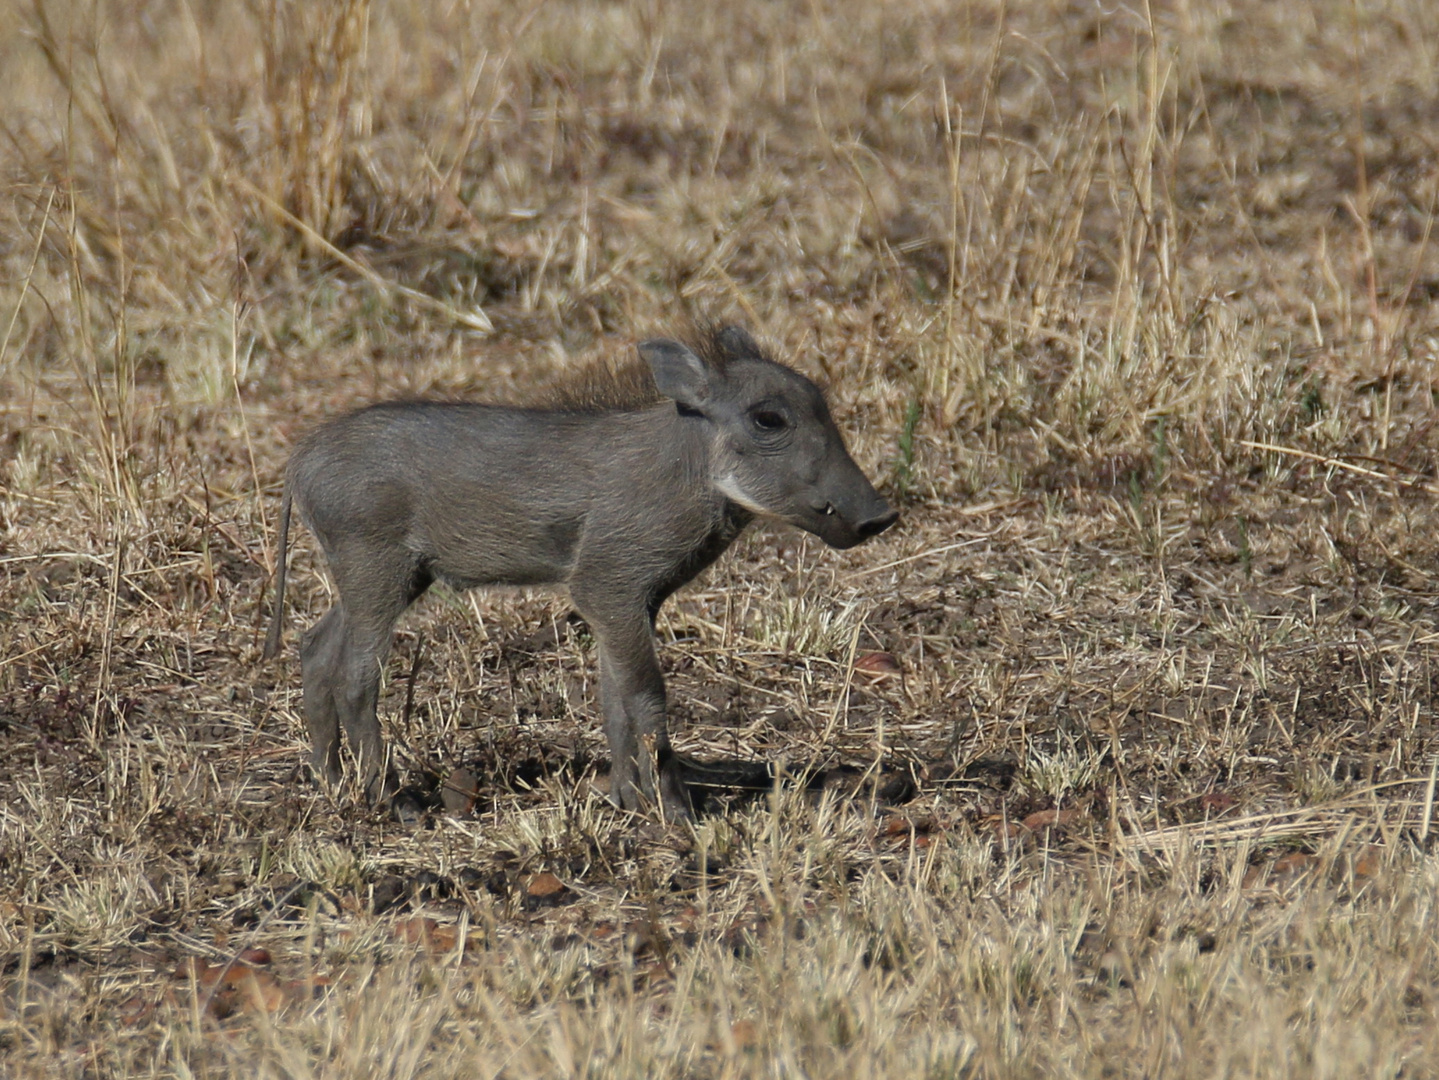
[3,0,1439,1076]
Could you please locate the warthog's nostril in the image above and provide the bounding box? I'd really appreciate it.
[855,507,899,539]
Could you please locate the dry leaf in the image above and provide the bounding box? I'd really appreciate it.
[442,768,480,814]
[853,651,901,680]
[236,970,287,1015]
[393,916,464,954]
[985,815,1026,843]
[1022,808,1081,831]
[174,957,292,1018]
[1272,852,1318,878]
[883,815,915,836]
[118,994,155,1027]
[1350,845,1382,879]
[730,1019,759,1050]
[881,815,940,845]
[525,871,568,899]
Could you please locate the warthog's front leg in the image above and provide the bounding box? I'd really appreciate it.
[575,594,692,821]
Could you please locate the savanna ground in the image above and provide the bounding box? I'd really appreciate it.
[3,0,1439,1075]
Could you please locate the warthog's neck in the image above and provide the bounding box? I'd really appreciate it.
[597,404,755,607]
[602,402,731,506]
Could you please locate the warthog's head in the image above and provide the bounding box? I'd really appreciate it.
[640,326,898,549]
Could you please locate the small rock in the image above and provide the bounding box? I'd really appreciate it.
[390,789,428,828]
[370,874,407,915]
[408,870,453,901]
[876,771,916,803]
[818,766,864,799]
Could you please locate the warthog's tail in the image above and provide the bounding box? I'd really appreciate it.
[262,483,293,661]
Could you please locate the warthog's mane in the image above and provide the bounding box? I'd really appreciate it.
[533,324,773,413]
[533,354,664,413]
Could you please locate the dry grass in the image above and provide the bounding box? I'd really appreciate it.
[3,0,1439,1075]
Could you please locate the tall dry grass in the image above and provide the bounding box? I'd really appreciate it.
[2,0,1439,1076]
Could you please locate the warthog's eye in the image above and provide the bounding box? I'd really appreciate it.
[751,409,789,434]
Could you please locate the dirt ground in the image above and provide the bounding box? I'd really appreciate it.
[3,1,1439,1076]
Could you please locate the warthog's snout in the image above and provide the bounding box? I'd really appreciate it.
[812,492,899,549]
[855,502,900,540]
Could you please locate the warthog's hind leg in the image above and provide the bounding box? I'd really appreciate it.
[335,613,399,802]
[299,605,345,786]
[309,546,427,802]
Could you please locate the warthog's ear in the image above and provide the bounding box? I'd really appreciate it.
[638,338,711,412]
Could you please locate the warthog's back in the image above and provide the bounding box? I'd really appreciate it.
[287,400,704,589]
